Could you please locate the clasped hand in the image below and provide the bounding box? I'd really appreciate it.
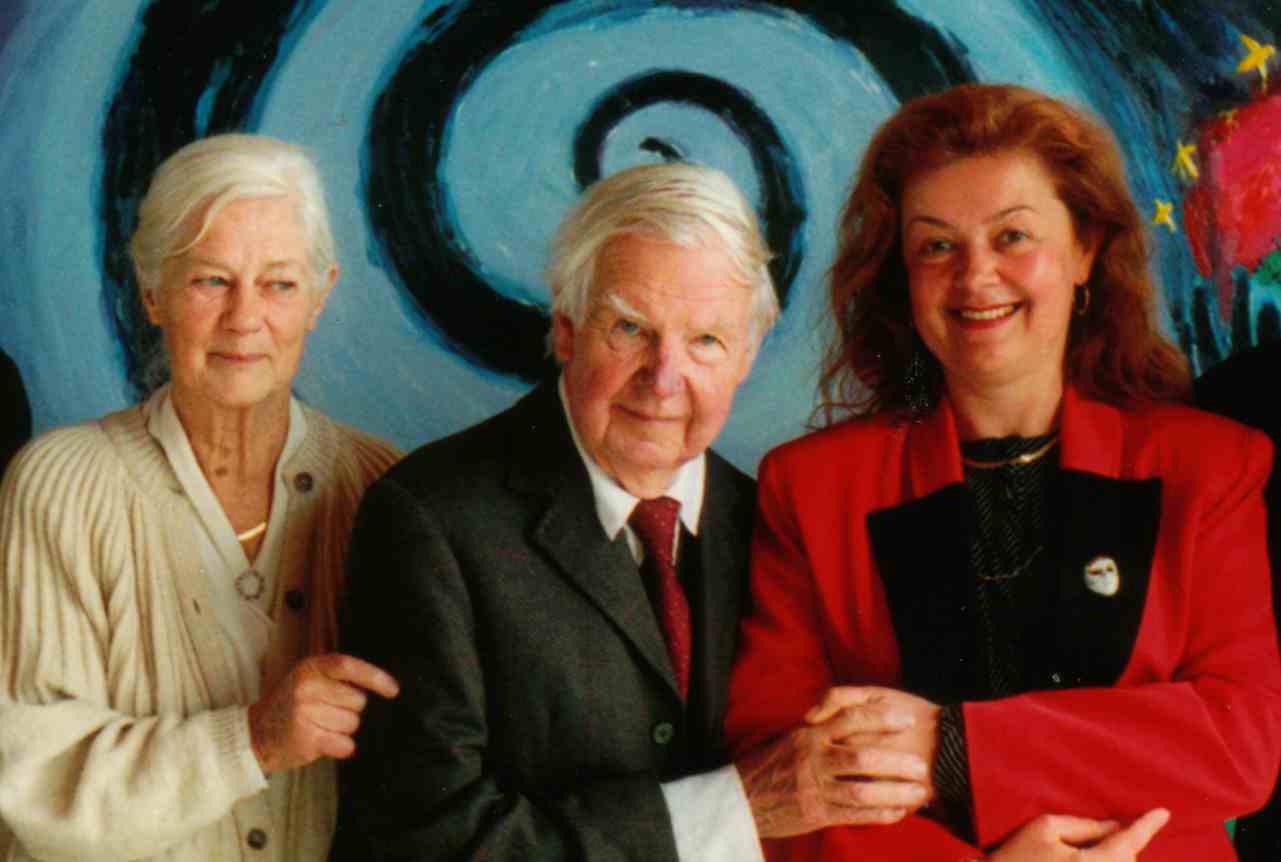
[248,653,399,773]
[737,685,1169,860]
[738,686,939,838]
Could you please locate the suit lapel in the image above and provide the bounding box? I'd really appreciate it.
[1049,470,1160,687]
[1051,390,1161,687]
[869,402,982,702]
[868,484,981,703]
[685,453,752,752]
[509,382,681,697]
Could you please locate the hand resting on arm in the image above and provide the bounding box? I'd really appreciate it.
[248,653,399,773]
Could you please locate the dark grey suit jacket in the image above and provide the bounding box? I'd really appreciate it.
[332,381,756,861]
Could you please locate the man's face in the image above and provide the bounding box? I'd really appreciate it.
[554,232,760,498]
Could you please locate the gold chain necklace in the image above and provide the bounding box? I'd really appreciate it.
[978,544,1044,582]
[961,434,1059,470]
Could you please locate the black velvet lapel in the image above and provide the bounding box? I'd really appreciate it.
[1049,470,1161,688]
[869,469,1162,702]
[508,383,681,699]
[868,483,982,704]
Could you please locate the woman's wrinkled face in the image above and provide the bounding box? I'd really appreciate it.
[900,150,1096,399]
[145,196,333,416]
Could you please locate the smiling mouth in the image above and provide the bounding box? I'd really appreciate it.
[955,302,1021,322]
[617,405,683,422]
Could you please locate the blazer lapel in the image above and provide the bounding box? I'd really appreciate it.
[870,389,1162,698]
[869,402,982,703]
[868,484,981,703]
[1051,390,1161,687]
[510,382,680,697]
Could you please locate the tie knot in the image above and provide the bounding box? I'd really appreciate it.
[629,496,680,563]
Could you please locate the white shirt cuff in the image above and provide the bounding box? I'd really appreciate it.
[661,765,764,862]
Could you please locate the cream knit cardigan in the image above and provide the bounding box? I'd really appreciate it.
[0,396,400,861]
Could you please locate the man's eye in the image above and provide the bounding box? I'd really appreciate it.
[193,275,229,288]
[604,318,648,353]
[268,280,299,293]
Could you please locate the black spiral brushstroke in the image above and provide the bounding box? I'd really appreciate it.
[573,70,807,309]
[93,0,1281,387]
[100,0,322,397]
[98,0,976,386]
[367,0,976,380]
[639,137,686,161]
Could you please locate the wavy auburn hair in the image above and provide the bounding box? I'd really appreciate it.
[818,83,1190,424]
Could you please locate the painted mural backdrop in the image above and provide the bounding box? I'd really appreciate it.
[1,0,1279,471]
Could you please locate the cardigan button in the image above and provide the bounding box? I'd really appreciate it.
[285,589,307,612]
[293,472,314,493]
[246,827,268,850]
[651,721,676,746]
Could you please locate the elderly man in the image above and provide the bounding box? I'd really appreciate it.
[331,164,932,860]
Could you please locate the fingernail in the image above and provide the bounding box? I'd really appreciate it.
[888,710,914,728]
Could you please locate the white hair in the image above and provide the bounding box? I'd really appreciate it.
[129,133,336,296]
[546,163,779,340]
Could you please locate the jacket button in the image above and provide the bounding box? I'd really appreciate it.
[651,721,675,746]
[293,472,314,493]
[285,589,306,612]
[1050,672,1063,685]
[246,828,268,849]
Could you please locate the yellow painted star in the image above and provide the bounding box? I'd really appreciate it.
[1153,199,1177,233]
[1238,33,1276,88]
[1172,140,1199,182]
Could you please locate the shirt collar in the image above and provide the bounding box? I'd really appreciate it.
[558,376,705,542]
[145,385,308,563]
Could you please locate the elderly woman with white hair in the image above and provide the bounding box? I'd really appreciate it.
[0,134,400,861]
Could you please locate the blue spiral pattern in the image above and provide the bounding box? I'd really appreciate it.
[0,0,1277,465]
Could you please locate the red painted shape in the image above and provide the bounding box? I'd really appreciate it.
[1183,92,1281,318]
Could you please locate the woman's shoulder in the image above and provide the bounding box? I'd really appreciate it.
[295,403,404,482]
[1126,399,1266,447]
[2,404,150,514]
[761,412,902,472]
[1122,400,1272,481]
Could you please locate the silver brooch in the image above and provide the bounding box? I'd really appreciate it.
[235,569,265,601]
[1083,556,1120,596]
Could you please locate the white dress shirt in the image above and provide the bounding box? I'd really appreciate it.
[559,378,764,862]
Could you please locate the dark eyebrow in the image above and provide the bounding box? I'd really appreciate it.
[904,205,1037,232]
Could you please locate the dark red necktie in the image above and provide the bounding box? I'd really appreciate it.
[629,496,692,700]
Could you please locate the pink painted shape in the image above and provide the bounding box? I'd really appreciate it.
[1183,92,1281,317]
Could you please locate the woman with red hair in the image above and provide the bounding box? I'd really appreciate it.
[726,84,1280,860]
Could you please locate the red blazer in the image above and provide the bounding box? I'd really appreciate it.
[726,388,1281,860]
